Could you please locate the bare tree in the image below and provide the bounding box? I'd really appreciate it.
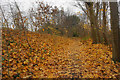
[75,1,101,43]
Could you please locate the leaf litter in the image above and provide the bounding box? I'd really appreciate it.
[2,28,120,79]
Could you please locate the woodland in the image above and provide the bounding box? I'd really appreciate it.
[0,0,120,79]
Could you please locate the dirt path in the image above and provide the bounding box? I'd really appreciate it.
[52,38,86,78]
[37,38,85,78]
[63,39,84,78]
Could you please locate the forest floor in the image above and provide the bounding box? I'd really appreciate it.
[2,28,120,79]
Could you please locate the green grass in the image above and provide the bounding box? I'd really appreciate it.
[81,36,90,41]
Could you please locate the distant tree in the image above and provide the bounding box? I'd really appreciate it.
[63,15,80,37]
[64,15,80,27]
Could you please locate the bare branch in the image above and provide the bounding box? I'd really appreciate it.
[0,5,8,28]
[14,0,24,30]
[74,0,90,19]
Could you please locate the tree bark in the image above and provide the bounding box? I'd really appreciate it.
[95,3,101,43]
[103,2,108,45]
[110,2,120,62]
[86,2,97,44]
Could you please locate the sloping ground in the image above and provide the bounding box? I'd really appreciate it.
[2,28,120,79]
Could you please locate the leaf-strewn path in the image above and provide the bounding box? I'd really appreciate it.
[2,28,120,79]
[59,39,85,78]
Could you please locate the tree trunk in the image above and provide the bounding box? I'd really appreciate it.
[86,2,97,44]
[95,3,101,43]
[110,2,120,62]
[99,4,103,42]
[103,2,108,45]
